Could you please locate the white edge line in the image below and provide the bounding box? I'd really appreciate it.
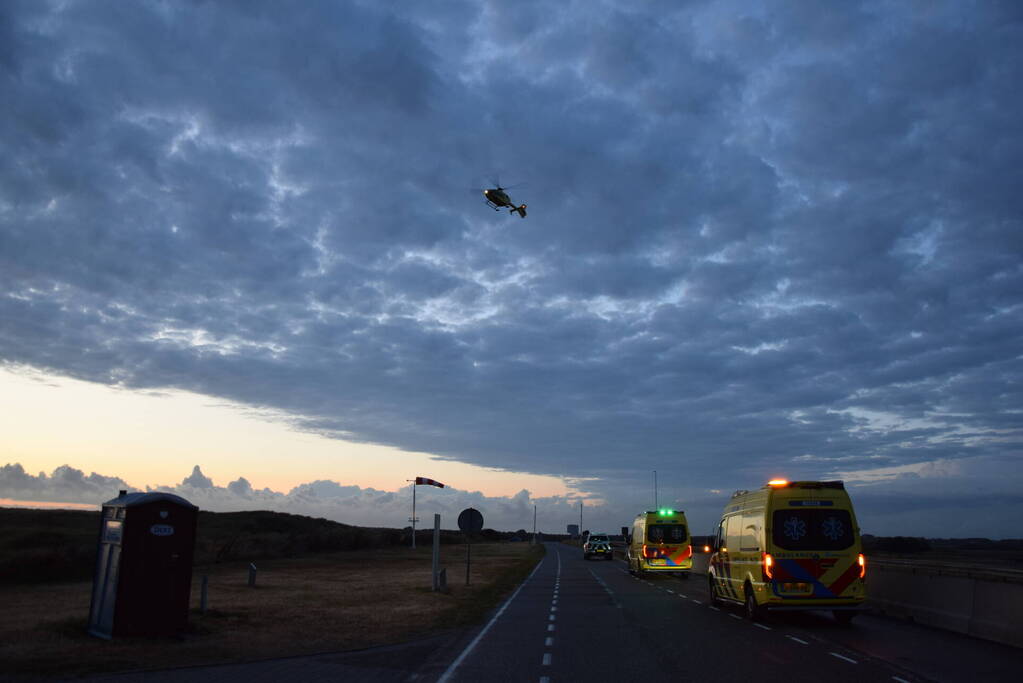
[437,557,545,683]
[786,635,808,645]
[754,623,772,630]
[892,677,911,683]
[829,652,858,664]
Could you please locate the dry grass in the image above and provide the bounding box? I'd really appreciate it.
[0,542,542,680]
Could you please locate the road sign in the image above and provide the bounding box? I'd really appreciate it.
[457,508,484,587]
[458,507,484,533]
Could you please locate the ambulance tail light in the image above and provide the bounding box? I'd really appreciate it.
[642,544,656,559]
[763,552,774,580]
[858,553,866,579]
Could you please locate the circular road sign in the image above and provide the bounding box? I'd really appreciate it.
[457,507,484,533]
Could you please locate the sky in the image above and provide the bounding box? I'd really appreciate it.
[2,0,1021,538]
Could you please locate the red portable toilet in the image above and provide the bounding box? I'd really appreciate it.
[88,491,199,638]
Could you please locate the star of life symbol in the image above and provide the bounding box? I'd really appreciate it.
[783,516,807,540]
[821,516,844,541]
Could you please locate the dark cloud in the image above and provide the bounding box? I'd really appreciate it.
[2,1,1021,536]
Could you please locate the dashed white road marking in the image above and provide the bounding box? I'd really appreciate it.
[436,553,545,683]
[786,635,808,645]
[545,637,553,647]
[542,653,552,666]
[709,606,720,612]
[691,599,701,604]
[677,594,688,599]
[540,677,550,683]
[892,677,910,683]
[547,624,555,632]
[550,606,557,612]
[829,652,858,664]
[548,614,556,621]
[729,613,742,620]
[754,623,772,631]
[666,589,675,594]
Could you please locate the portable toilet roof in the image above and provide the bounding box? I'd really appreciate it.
[102,491,198,509]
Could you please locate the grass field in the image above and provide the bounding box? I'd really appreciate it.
[0,542,543,680]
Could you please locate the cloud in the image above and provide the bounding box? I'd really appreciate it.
[0,463,130,505]
[181,465,214,489]
[1,1,1021,535]
[1,463,624,533]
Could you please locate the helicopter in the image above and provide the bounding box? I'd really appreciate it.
[482,185,527,218]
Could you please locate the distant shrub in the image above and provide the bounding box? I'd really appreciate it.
[0,507,527,585]
[863,535,931,553]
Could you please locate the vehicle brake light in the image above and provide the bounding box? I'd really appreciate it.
[703,545,711,553]
[763,552,774,580]
[858,553,866,578]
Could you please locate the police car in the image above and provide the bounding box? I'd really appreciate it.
[583,533,614,560]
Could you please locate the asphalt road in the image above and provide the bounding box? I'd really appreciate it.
[437,542,1023,683]
[80,542,1022,683]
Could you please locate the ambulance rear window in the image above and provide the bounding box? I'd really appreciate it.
[771,510,854,550]
[647,524,687,543]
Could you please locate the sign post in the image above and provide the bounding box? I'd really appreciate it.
[457,507,484,586]
[432,513,441,591]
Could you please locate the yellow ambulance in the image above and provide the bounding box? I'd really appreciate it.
[708,480,866,623]
[627,509,693,577]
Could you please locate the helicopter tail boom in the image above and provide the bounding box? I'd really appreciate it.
[512,204,527,218]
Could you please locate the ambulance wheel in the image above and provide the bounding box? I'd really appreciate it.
[709,576,721,606]
[833,611,855,626]
[744,585,763,622]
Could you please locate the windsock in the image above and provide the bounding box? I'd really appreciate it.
[414,477,445,488]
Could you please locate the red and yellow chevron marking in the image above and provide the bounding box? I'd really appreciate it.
[772,556,860,598]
